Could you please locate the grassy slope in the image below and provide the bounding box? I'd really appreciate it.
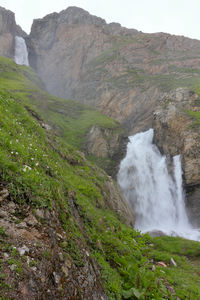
[0,57,200,299]
[0,56,122,150]
[181,82,200,129]
[186,83,200,125]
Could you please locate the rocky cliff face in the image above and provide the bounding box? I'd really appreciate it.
[28,6,200,133]
[153,88,200,226]
[0,6,26,58]
[83,125,128,177]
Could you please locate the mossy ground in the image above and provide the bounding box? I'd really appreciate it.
[0,56,200,299]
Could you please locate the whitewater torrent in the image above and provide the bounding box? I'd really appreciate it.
[14,36,29,66]
[118,129,200,241]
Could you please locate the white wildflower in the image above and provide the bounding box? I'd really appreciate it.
[23,165,32,172]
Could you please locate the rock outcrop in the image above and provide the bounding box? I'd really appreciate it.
[28,6,200,133]
[0,195,108,299]
[101,173,135,227]
[84,125,128,177]
[0,6,26,58]
[153,88,200,226]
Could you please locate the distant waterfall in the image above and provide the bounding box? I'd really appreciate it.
[118,129,200,241]
[14,36,29,66]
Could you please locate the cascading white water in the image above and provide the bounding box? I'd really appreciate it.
[118,129,200,241]
[173,155,191,229]
[14,36,29,66]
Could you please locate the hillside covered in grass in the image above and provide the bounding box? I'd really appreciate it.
[0,56,126,175]
[0,57,200,299]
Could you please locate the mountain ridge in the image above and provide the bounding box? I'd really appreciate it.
[25,6,200,134]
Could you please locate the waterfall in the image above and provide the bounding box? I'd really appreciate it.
[14,36,29,66]
[118,129,200,241]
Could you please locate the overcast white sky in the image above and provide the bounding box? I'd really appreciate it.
[0,0,200,40]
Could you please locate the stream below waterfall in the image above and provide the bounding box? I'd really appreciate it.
[118,129,200,241]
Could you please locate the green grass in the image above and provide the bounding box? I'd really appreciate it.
[0,56,123,150]
[0,56,200,299]
[36,96,121,149]
[0,86,163,299]
[148,236,200,299]
[187,110,200,125]
[194,80,200,97]
[0,56,126,177]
